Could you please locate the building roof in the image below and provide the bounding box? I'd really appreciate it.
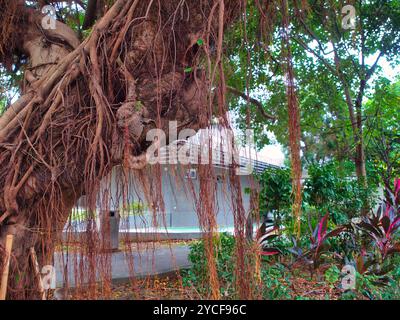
[156,140,282,175]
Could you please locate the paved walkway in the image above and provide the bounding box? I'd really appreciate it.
[54,244,191,288]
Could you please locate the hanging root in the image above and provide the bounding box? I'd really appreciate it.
[0,0,19,70]
[0,0,248,299]
[281,0,303,238]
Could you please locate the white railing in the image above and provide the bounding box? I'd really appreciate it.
[154,141,282,174]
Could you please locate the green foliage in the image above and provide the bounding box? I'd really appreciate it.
[295,296,312,300]
[304,162,340,209]
[257,167,292,218]
[304,161,378,223]
[225,0,400,185]
[380,257,400,300]
[324,265,341,288]
[0,66,23,114]
[260,263,292,300]
[340,290,358,300]
[258,161,378,225]
[182,233,292,299]
[181,233,236,297]
[120,201,147,216]
[52,2,91,40]
[69,209,89,221]
[341,256,400,300]
[365,78,400,192]
[355,272,388,300]
[0,97,6,116]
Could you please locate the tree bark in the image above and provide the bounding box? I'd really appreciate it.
[0,0,240,299]
[332,45,368,188]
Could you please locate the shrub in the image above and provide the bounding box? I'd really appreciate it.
[182,232,291,299]
[257,167,292,220]
[257,161,379,227]
[181,232,235,297]
[288,213,345,271]
[304,161,378,223]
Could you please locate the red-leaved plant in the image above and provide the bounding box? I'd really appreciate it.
[357,178,400,258]
[289,212,345,270]
[256,225,282,256]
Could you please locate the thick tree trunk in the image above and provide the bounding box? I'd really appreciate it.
[0,0,240,299]
[1,188,78,299]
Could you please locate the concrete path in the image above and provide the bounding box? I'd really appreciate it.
[54,245,191,288]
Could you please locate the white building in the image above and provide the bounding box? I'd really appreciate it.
[70,128,282,241]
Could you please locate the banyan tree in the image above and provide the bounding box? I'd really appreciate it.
[0,0,302,299]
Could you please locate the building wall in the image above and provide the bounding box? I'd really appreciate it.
[100,165,254,231]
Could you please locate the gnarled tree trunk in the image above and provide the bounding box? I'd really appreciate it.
[0,0,239,299]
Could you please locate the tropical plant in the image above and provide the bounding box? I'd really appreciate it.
[256,225,282,257]
[356,179,400,259]
[288,213,345,270]
[337,179,400,298]
[324,265,341,288]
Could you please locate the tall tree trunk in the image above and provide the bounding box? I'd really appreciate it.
[355,133,367,185]
[281,0,302,238]
[333,45,368,189]
[354,96,368,186]
[355,96,369,216]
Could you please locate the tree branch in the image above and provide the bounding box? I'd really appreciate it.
[292,37,336,75]
[226,86,276,121]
